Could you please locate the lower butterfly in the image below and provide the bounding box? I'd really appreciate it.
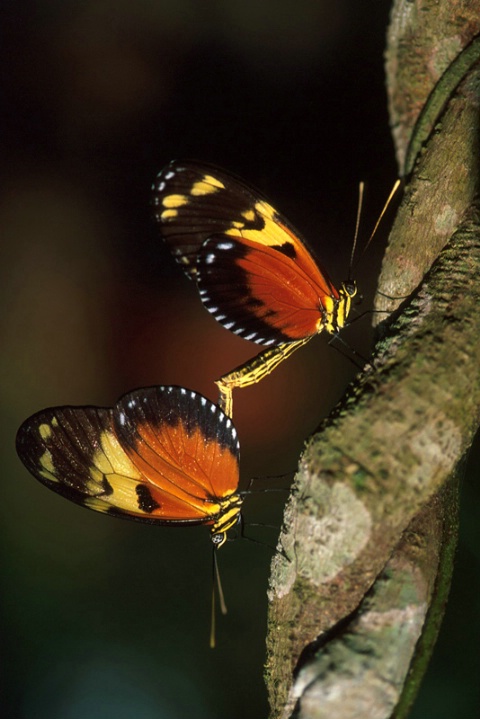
[16,386,242,548]
[16,385,243,647]
[153,161,358,416]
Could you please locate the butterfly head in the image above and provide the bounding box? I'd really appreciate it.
[209,493,243,548]
[211,531,228,549]
[319,280,357,334]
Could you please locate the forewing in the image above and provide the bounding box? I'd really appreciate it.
[113,386,240,509]
[16,405,146,517]
[198,235,334,345]
[16,389,239,525]
[153,161,339,342]
[153,161,254,278]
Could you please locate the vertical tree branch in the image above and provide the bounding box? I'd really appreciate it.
[265,3,480,717]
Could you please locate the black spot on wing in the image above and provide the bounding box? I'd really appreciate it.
[136,484,161,513]
[238,208,265,232]
[273,241,297,259]
[101,476,114,496]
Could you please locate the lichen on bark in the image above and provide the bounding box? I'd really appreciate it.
[265,2,480,717]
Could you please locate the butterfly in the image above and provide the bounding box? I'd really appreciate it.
[16,385,242,548]
[153,161,357,416]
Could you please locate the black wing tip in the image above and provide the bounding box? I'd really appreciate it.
[115,384,240,456]
[154,159,206,181]
[154,159,247,188]
[16,410,49,463]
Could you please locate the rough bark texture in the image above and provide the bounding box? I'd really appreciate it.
[265,3,480,718]
[290,478,459,719]
[379,0,480,310]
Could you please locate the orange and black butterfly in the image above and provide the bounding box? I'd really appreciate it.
[153,161,357,416]
[16,386,242,549]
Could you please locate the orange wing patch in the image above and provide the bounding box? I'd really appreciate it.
[153,160,355,346]
[153,161,357,415]
[16,386,242,545]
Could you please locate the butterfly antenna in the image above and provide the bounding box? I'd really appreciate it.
[210,548,227,649]
[357,179,401,265]
[348,182,365,280]
[214,549,228,616]
[210,577,216,649]
[328,331,369,370]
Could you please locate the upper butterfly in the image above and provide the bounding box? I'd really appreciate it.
[153,161,357,416]
[16,385,241,548]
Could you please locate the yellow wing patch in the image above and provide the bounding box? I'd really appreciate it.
[85,430,144,509]
[191,175,225,195]
[241,209,256,222]
[92,430,141,479]
[225,200,296,251]
[88,474,142,513]
[162,194,188,208]
[39,448,57,481]
[39,423,52,440]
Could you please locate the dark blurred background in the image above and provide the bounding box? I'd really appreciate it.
[1,1,478,717]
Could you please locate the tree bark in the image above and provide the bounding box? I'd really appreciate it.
[265,3,480,718]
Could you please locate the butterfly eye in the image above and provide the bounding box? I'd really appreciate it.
[344,281,357,298]
[212,532,227,548]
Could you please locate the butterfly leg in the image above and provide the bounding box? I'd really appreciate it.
[215,337,311,417]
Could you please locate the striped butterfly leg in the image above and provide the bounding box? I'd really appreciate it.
[215,337,312,417]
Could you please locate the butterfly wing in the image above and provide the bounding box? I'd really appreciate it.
[153,161,339,345]
[113,386,240,511]
[16,386,240,526]
[197,235,335,345]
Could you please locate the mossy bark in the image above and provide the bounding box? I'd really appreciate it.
[265,3,480,717]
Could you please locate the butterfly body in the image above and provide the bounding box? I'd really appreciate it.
[153,162,356,415]
[16,386,242,547]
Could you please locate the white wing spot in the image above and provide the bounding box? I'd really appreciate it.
[205,253,216,265]
[215,314,226,321]
[245,332,257,341]
[210,405,216,413]
[201,397,207,406]
[217,241,235,251]
[224,321,235,330]
[180,388,186,395]
[119,412,126,425]
[207,306,218,313]
[164,171,175,180]
[157,181,166,192]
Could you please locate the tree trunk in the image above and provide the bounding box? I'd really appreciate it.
[265,3,480,718]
